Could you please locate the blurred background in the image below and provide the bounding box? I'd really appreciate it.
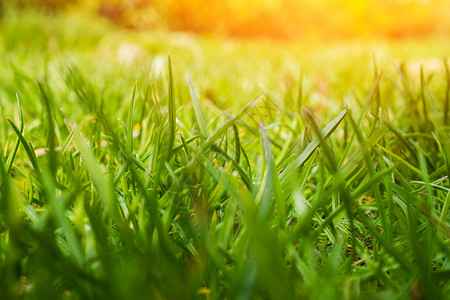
[6,0,450,41]
[2,0,449,112]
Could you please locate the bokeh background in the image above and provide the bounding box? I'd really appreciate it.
[7,0,450,40]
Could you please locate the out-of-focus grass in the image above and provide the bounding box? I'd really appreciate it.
[0,4,450,299]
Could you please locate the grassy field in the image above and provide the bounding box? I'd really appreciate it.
[1,5,450,299]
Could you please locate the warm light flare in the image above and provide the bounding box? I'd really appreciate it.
[149,0,450,40]
[11,0,450,40]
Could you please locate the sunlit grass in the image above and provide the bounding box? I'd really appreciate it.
[0,5,449,299]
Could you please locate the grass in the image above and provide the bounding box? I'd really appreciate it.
[1,5,450,299]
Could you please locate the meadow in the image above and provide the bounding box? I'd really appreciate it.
[0,5,450,299]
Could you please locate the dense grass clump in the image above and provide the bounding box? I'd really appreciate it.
[1,6,450,300]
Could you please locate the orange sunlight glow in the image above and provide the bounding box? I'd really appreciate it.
[147,0,450,40]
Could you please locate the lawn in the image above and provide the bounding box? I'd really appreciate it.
[0,4,449,299]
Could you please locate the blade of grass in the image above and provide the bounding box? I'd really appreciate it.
[127,81,137,156]
[233,124,240,165]
[38,80,57,177]
[72,126,136,246]
[167,54,176,161]
[211,145,253,190]
[260,125,285,227]
[41,169,84,268]
[440,191,450,226]
[375,142,422,175]
[5,93,23,173]
[280,109,347,184]
[420,66,430,128]
[58,120,77,160]
[6,118,42,183]
[187,77,209,140]
[190,99,258,164]
[347,109,389,242]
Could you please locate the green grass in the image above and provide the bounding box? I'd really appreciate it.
[1,5,450,299]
